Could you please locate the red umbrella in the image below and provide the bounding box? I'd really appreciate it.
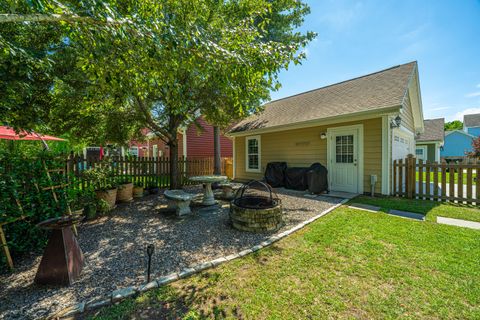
[0,126,65,141]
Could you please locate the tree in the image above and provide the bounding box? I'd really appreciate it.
[445,120,463,131]
[213,126,221,175]
[1,1,314,188]
[49,0,314,188]
[468,137,480,157]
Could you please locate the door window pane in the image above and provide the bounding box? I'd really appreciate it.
[335,135,354,163]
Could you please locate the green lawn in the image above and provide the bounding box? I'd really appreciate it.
[416,171,477,184]
[352,195,480,223]
[87,204,480,319]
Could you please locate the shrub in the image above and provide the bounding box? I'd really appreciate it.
[0,148,92,272]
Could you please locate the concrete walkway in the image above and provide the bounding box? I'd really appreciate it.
[349,203,425,221]
[437,217,480,230]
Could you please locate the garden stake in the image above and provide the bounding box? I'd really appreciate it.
[146,244,155,283]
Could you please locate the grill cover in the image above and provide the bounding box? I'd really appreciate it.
[264,162,288,187]
[307,162,329,194]
[284,167,309,190]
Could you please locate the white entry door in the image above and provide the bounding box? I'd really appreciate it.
[328,127,361,193]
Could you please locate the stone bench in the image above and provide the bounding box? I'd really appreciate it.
[218,182,243,200]
[164,190,194,216]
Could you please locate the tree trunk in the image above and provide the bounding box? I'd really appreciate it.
[213,126,221,175]
[169,132,180,190]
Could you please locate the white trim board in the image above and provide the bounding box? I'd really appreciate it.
[381,116,391,195]
[245,135,261,173]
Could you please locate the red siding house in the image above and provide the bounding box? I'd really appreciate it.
[127,117,232,158]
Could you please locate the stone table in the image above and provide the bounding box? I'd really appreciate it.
[189,175,228,206]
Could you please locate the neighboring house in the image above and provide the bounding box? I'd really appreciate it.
[86,117,233,159]
[132,117,233,158]
[415,118,444,162]
[440,130,475,160]
[464,113,480,136]
[228,61,424,195]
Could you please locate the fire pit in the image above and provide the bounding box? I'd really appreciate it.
[230,180,283,232]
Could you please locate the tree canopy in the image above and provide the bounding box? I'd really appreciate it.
[444,120,463,131]
[1,0,315,187]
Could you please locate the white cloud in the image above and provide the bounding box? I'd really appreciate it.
[319,2,364,30]
[429,106,450,111]
[465,91,480,98]
[452,107,480,121]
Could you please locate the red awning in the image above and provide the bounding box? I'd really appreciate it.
[0,126,65,141]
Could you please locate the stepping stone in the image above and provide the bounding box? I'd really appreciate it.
[303,194,318,199]
[348,203,381,212]
[388,209,425,221]
[437,217,480,230]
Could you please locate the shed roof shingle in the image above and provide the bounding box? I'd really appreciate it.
[415,118,444,142]
[230,61,417,134]
[464,113,480,128]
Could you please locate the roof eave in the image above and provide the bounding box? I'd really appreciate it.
[227,105,401,137]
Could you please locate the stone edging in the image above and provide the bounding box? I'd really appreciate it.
[52,198,348,319]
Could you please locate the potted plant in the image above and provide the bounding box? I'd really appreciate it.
[96,198,111,216]
[82,165,117,210]
[69,197,85,217]
[146,182,159,195]
[133,182,144,198]
[116,178,134,202]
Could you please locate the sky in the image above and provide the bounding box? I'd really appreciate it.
[270,0,480,122]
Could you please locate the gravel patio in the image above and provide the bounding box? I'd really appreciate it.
[0,186,343,319]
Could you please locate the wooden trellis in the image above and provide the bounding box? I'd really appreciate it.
[0,198,26,270]
[41,160,77,235]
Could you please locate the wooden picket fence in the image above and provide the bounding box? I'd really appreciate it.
[66,154,233,190]
[393,154,480,204]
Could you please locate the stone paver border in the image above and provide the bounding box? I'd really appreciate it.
[51,198,349,319]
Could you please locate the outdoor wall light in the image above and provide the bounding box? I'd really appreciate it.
[320,133,327,139]
[390,115,402,128]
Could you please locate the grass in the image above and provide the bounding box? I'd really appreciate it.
[352,195,480,223]
[86,203,480,320]
[416,171,477,184]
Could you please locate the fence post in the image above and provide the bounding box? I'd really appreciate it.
[406,154,415,199]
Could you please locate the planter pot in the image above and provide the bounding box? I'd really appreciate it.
[95,188,117,210]
[133,186,144,198]
[148,187,160,195]
[117,183,134,202]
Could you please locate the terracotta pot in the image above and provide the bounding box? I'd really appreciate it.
[116,183,133,202]
[95,188,117,209]
[133,186,144,198]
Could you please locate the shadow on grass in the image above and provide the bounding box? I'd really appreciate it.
[84,272,243,320]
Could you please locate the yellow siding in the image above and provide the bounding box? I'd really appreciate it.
[401,91,415,133]
[234,118,383,194]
